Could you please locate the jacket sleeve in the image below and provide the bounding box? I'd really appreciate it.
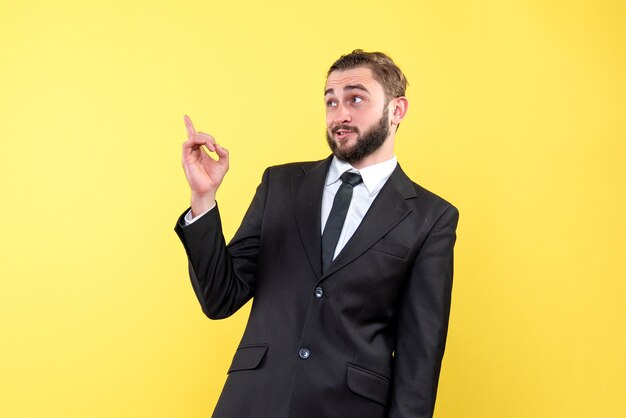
[173,168,270,319]
[388,204,459,418]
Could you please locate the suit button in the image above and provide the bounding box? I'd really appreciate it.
[314,287,324,298]
[298,348,310,359]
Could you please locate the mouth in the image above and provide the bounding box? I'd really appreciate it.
[333,129,356,141]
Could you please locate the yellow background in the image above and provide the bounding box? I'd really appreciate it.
[1,1,625,417]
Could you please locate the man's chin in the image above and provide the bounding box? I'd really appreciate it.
[333,141,358,156]
[332,146,361,164]
[326,133,364,164]
[335,138,357,150]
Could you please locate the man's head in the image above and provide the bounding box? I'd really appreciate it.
[327,50,408,100]
[324,50,408,167]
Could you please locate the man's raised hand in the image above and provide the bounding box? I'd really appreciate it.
[182,115,229,217]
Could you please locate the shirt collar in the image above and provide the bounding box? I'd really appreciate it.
[326,155,398,196]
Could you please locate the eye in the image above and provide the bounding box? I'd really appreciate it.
[351,96,363,104]
[326,99,337,108]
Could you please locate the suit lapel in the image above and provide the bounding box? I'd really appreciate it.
[320,164,417,280]
[291,157,333,279]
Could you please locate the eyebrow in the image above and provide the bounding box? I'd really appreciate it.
[324,84,371,96]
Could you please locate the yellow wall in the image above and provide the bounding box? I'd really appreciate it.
[1,1,624,417]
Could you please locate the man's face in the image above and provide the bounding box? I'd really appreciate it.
[324,67,391,164]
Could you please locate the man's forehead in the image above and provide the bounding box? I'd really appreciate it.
[325,67,381,93]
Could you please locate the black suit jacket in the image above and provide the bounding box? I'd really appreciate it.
[175,156,459,418]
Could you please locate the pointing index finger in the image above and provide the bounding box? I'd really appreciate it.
[184,114,196,139]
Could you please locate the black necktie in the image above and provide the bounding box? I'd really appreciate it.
[322,172,363,271]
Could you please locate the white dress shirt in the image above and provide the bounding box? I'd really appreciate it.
[321,156,397,260]
[185,156,398,261]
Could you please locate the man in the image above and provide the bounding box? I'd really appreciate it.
[174,50,459,418]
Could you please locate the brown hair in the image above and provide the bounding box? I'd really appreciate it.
[327,49,408,100]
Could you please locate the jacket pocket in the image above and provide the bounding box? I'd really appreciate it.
[371,238,410,259]
[227,344,269,374]
[346,363,390,406]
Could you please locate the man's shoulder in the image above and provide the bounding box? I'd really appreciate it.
[395,167,457,214]
[414,181,455,208]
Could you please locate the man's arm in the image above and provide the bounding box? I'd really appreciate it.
[388,205,459,418]
[176,114,255,319]
[174,168,269,319]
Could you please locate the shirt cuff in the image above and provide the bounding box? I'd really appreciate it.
[183,203,216,226]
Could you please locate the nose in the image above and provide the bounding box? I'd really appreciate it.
[330,102,351,126]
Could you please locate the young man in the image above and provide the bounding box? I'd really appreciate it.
[175,50,459,418]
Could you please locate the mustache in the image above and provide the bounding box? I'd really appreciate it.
[331,125,360,135]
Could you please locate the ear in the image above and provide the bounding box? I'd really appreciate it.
[389,97,408,126]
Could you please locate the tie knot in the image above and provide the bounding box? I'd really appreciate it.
[340,172,363,187]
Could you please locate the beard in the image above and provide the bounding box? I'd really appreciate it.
[326,111,390,165]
